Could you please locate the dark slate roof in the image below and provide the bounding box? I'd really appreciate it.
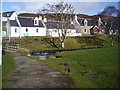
[2,11,15,17]
[77,18,98,26]
[9,17,45,27]
[10,20,19,26]
[18,17,44,27]
[45,21,75,29]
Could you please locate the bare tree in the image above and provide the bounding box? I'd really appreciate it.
[98,6,120,46]
[98,6,119,17]
[38,2,74,48]
[105,17,120,46]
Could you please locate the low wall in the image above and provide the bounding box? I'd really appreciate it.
[2,42,19,52]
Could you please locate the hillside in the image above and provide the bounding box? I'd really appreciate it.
[18,13,113,23]
[18,13,101,20]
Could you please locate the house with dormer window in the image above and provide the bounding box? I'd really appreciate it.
[2,11,18,21]
[6,16,46,37]
[72,15,104,35]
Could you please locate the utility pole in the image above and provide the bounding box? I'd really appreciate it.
[0,0,2,65]
[0,0,2,89]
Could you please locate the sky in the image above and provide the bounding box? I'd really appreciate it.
[2,0,120,16]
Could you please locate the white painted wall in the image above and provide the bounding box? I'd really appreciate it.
[10,27,20,37]
[48,29,81,37]
[9,12,17,20]
[2,17,7,21]
[10,26,46,37]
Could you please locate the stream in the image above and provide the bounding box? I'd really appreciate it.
[29,47,103,60]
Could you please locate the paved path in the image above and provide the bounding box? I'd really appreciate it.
[8,52,73,88]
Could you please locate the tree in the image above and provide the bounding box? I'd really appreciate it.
[98,6,120,46]
[38,2,74,48]
[98,6,119,17]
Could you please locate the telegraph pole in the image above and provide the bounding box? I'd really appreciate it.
[0,0,2,65]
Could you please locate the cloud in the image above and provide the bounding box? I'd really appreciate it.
[11,5,21,11]
[71,2,100,14]
[3,0,120,2]
[3,0,64,2]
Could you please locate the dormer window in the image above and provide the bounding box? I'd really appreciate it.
[35,20,37,24]
[7,13,9,17]
[34,17,39,26]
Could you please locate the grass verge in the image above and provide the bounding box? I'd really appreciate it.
[2,52,17,88]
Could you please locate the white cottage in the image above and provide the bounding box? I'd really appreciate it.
[45,20,81,37]
[6,16,46,37]
[2,11,17,21]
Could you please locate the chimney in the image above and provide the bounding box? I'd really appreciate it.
[74,14,77,20]
[43,16,47,22]
[39,15,42,20]
[84,19,87,26]
[98,17,102,26]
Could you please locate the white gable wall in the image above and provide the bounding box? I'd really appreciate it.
[10,27,20,37]
[9,12,17,20]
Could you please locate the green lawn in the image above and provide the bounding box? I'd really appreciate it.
[2,52,17,88]
[0,65,2,89]
[40,46,118,88]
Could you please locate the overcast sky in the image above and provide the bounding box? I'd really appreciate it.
[2,0,119,16]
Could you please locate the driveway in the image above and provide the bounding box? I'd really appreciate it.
[8,52,73,88]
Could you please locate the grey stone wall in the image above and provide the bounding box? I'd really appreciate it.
[80,26,91,35]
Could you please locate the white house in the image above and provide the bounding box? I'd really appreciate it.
[44,19,81,37]
[6,16,46,37]
[2,11,18,21]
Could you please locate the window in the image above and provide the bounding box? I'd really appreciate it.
[7,13,9,17]
[36,29,38,33]
[15,28,17,33]
[84,29,87,32]
[35,20,37,24]
[26,28,28,32]
[54,30,57,32]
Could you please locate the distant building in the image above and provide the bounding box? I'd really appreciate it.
[72,15,104,35]
[2,11,18,21]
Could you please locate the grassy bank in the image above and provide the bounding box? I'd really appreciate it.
[40,47,118,88]
[5,35,111,52]
[2,52,17,88]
